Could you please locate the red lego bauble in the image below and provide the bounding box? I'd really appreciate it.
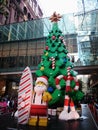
[52,35,56,40]
[45,46,49,50]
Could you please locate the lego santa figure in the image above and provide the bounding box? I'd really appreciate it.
[29,76,52,126]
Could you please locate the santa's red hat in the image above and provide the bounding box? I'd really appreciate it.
[35,76,48,86]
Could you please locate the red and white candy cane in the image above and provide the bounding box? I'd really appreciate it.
[67,67,79,91]
[50,57,55,69]
[55,69,79,91]
[59,36,66,46]
[55,75,67,89]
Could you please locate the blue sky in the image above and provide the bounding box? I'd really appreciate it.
[38,0,78,17]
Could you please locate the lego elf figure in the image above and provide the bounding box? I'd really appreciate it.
[55,67,80,120]
[29,76,52,126]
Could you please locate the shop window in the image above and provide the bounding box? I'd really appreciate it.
[28,13,31,20]
[28,56,32,66]
[14,11,20,22]
[36,55,41,65]
[19,56,25,67]
[9,57,17,67]
[25,56,28,66]
[23,6,27,15]
[29,56,37,66]
[16,0,21,4]
[32,56,36,66]
[0,58,2,68]
[71,56,75,63]
[28,56,36,66]
[1,57,10,68]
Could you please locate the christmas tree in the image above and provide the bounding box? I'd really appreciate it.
[36,12,84,108]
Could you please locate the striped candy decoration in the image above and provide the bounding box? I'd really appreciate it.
[55,68,79,91]
[63,95,76,113]
[55,75,67,89]
[18,66,33,124]
[59,36,66,46]
[50,57,55,69]
[64,95,70,111]
[67,67,79,91]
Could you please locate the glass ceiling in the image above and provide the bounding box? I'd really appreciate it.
[0,11,98,42]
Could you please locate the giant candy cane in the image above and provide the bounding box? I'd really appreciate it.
[55,67,79,91]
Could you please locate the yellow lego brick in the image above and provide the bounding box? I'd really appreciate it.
[38,118,48,126]
[38,121,48,126]
[28,118,37,126]
[28,121,37,126]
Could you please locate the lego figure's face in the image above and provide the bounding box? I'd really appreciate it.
[34,81,47,94]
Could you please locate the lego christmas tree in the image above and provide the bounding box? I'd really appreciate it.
[36,12,84,108]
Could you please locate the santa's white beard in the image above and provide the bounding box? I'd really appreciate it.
[34,84,47,94]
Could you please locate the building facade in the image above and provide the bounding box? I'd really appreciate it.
[0,0,43,25]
